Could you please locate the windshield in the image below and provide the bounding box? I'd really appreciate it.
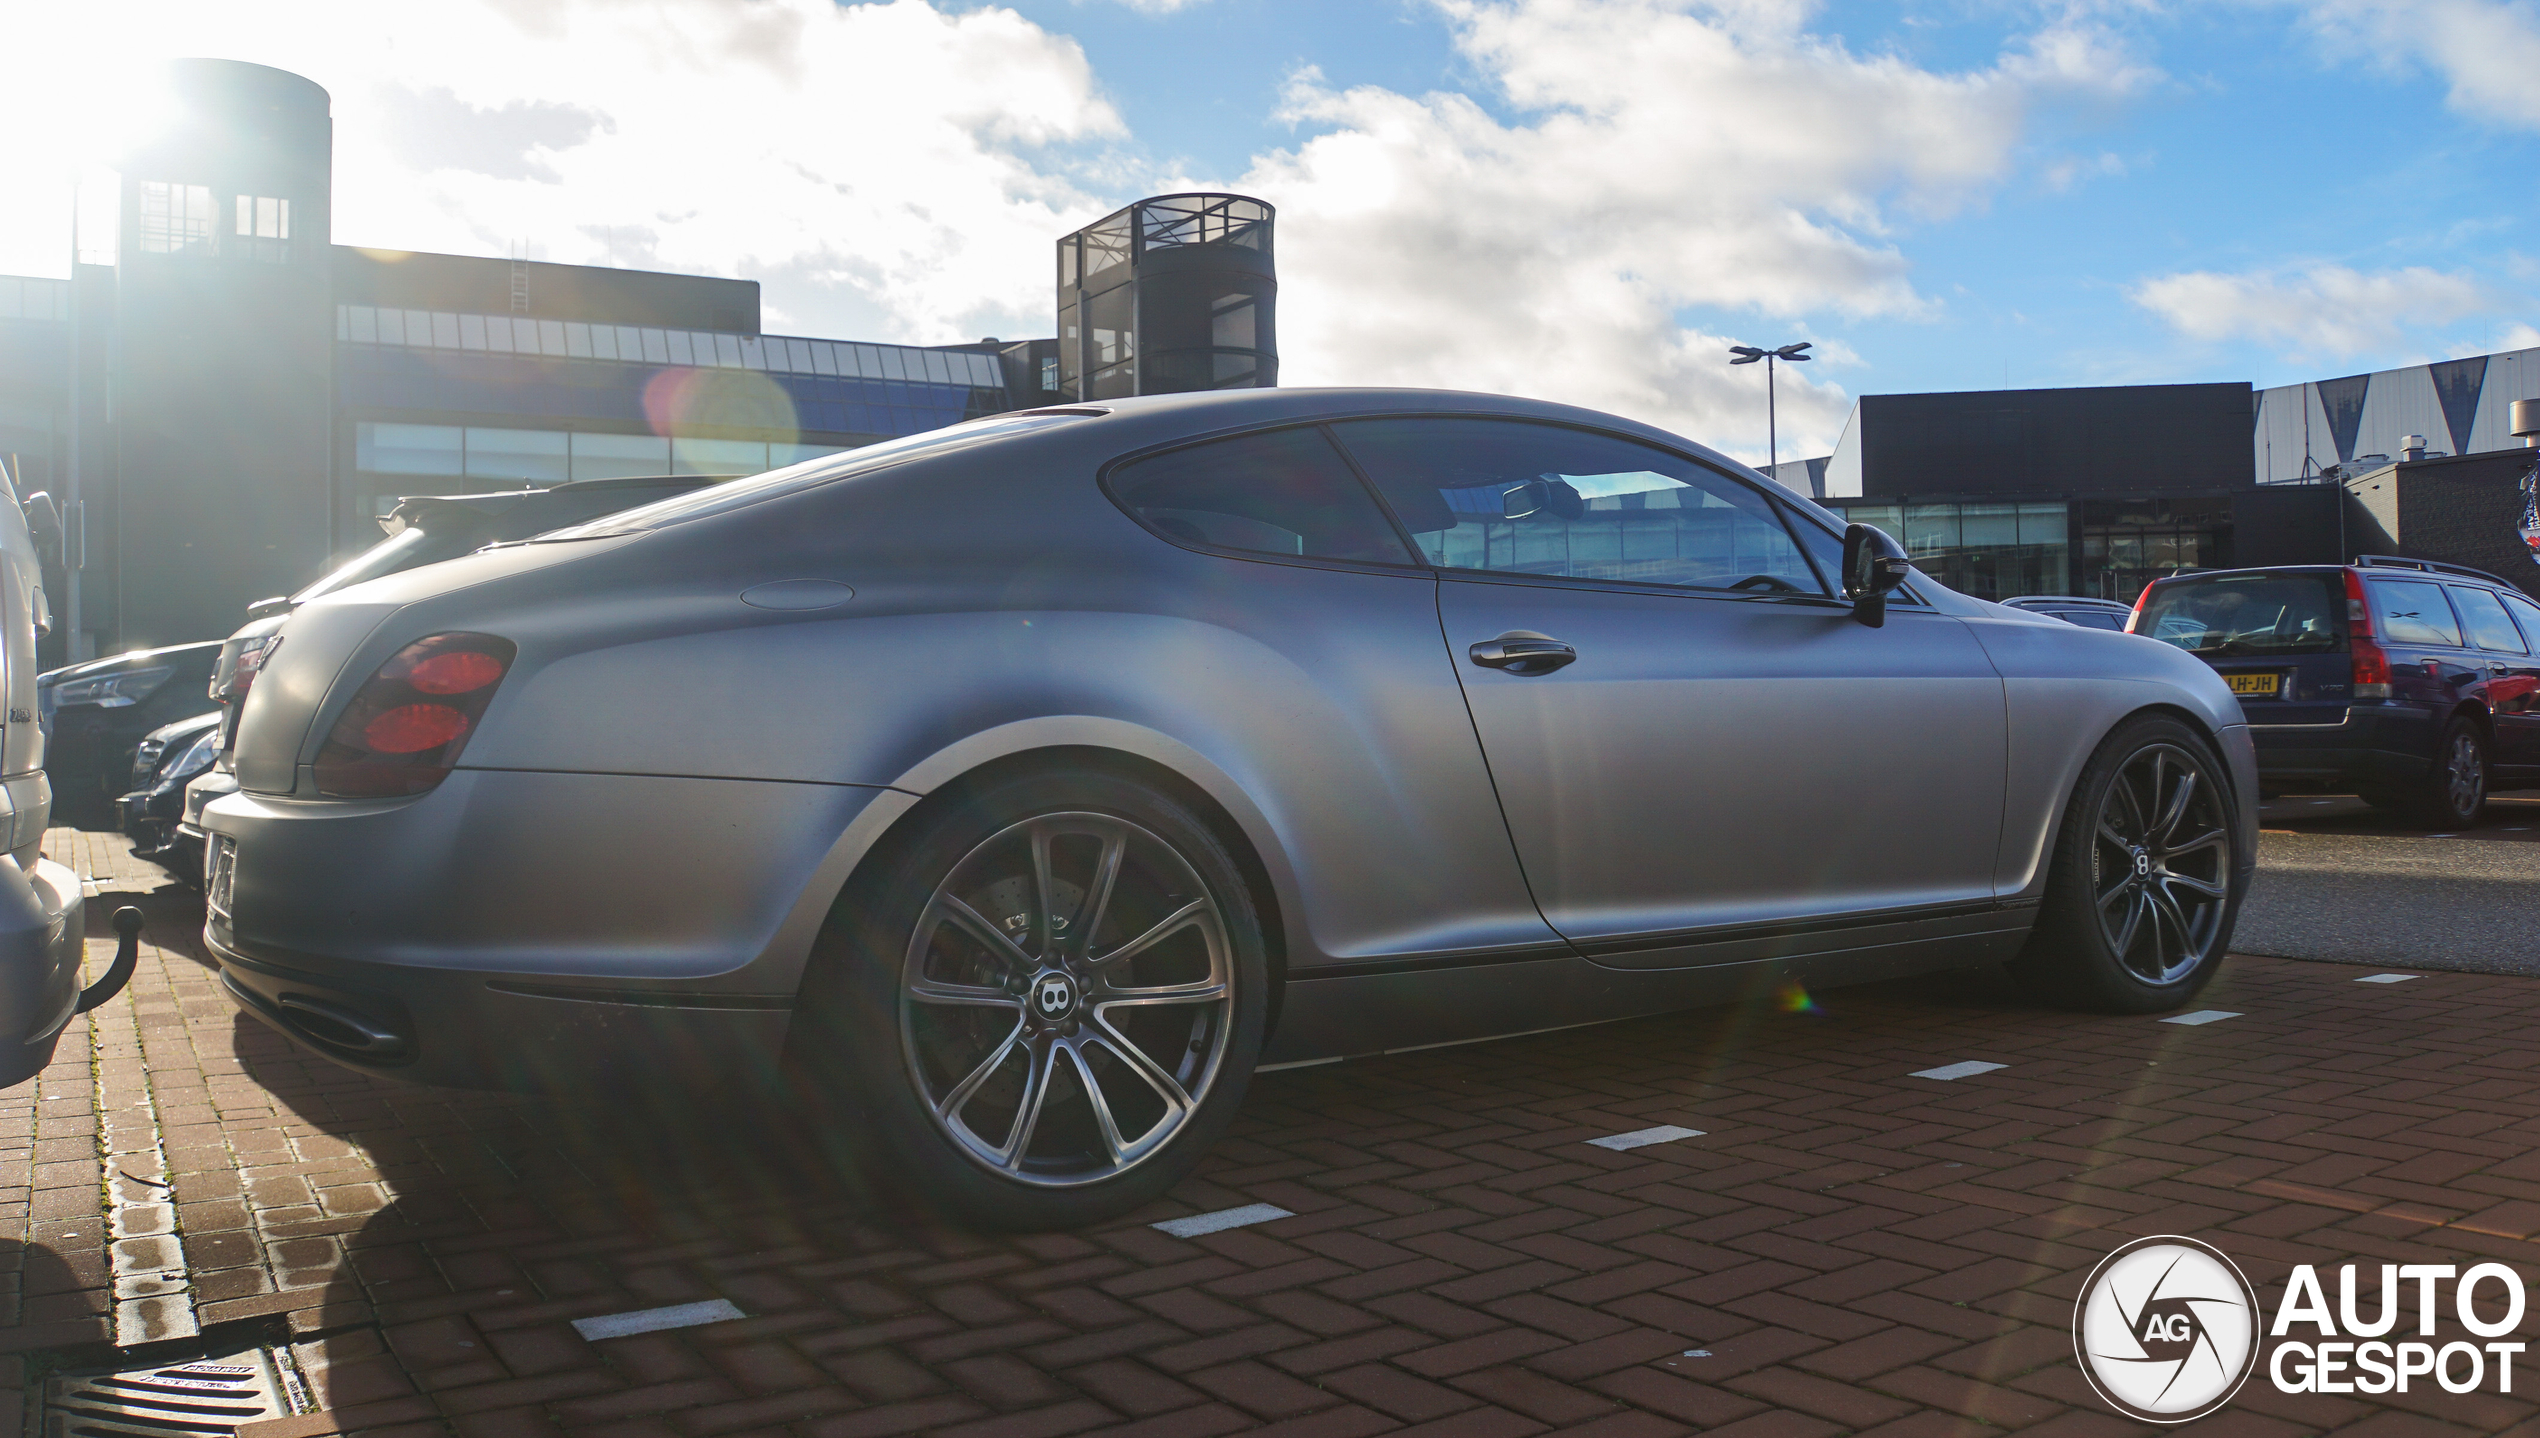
[531,411,1096,540]
[2135,572,2345,655]
[292,522,487,604]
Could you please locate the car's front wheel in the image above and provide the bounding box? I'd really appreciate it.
[790,769,1268,1230]
[2012,715,2244,1012]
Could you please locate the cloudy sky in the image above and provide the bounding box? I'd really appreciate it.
[3,0,2538,463]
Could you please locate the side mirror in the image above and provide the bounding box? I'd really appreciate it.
[21,491,62,565]
[1841,523,1911,628]
[1499,477,1584,522]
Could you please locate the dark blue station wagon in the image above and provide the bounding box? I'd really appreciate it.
[2130,556,2540,827]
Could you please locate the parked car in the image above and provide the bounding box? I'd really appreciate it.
[2000,595,2136,631]
[182,474,725,859]
[204,389,2258,1228]
[39,641,222,823]
[2129,554,2540,826]
[116,710,223,881]
[0,469,97,1088]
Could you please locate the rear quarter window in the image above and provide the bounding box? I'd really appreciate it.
[2136,573,2343,656]
[2367,579,2463,647]
[1107,427,1417,566]
[2447,586,2529,653]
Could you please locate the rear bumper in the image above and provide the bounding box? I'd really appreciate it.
[2246,703,2436,790]
[0,858,92,1088]
[207,925,793,1093]
[199,767,902,1092]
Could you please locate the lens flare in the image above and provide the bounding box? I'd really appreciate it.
[1775,982,1818,1014]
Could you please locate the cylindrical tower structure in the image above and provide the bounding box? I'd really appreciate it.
[1055,194,1274,401]
[108,59,334,649]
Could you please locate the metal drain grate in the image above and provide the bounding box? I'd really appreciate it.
[43,1351,292,1438]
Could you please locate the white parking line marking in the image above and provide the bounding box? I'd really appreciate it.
[2356,973,2422,984]
[1911,1061,2007,1081]
[572,1299,745,1341]
[2161,1010,2241,1026]
[1587,1124,1705,1152]
[1151,1203,1294,1238]
[1255,1057,1342,1073]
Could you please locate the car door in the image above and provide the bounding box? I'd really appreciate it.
[1329,415,2009,969]
[2366,576,2478,720]
[2458,584,2540,773]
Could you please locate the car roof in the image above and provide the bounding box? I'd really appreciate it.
[2150,559,2525,593]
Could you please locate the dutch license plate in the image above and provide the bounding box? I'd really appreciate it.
[2226,673,2281,697]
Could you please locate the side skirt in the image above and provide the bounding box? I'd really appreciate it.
[1260,926,2030,1066]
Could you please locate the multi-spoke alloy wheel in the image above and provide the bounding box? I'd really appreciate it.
[2014,716,2246,1012]
[791,770,1266,1230]
[902,813,1234,1187]
[2088,744,2232,985]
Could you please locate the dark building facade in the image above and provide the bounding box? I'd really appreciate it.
[1786,376,2539,603]
[1808,382,2275,602]
[1056,194,1276,400]
[2341,451,2540,598]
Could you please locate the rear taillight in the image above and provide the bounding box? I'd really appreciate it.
[313,633,515,798]
[215,635,283,705]
[2342,569,2389,699]
[2125,582,2155,634]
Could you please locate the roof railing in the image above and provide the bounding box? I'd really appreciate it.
[2352,554,2519,587]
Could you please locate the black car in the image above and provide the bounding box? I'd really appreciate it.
[2131,555,2540,826]
[38,642,223,824]
[2000,594,2136,631]
[116,710,223,880]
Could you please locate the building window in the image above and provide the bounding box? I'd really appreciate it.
[234,194,292,261]
[137,181,217,255]
[1839,500,2069,601]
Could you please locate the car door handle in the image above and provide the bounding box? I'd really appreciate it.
[1469,635,1577,674]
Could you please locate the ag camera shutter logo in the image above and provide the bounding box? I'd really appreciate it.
[2073,1235,2260,1422]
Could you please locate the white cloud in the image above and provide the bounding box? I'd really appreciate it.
[0,0,1122,341]
[2299,0,2540,130]
[1232,0,2157,460]
[2130,263,2500,358]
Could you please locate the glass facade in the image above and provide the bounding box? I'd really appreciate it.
[2078,498,2231,601]
[354,421,847,488]
[337,306,1010,442]
[1838,501,2068,600]
[337,305,1001,386]
[1827,495,2239,602]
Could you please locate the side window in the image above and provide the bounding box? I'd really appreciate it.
[2367,579,2463,647]
[1330,417,1827,595]
[2504,591,2540,651]
[2449,586,2529,654]
[1108,427,1416,566]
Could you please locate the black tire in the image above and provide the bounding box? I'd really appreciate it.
[788,768,1269,1231]
[2400,716,2487,830]
[2012,715,2245,1013]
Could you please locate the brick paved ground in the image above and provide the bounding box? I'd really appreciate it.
[12,826,2540,1438]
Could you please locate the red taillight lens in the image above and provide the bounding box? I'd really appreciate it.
[2342,569,2389,699]
[2125,582,2155,634]
[314,633,515,797]
[2351,635,2392,700]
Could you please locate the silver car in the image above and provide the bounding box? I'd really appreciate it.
[204,389,2257,1228]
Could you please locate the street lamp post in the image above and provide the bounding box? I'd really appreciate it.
[1728,341,1812,479]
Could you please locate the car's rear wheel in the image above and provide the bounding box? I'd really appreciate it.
[790,769,1268,1230]
[2012,715,2243,1012]
[2401,717,2486,830]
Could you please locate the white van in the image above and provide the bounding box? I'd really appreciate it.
[0,464,99,1087]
